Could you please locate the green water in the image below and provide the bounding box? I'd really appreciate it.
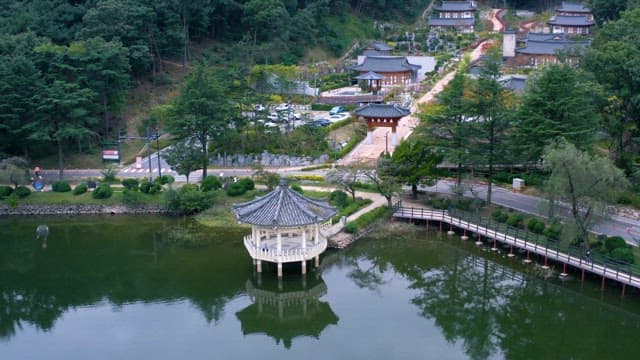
[1,216,640,359]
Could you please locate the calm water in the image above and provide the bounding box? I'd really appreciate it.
[1,216,640,359]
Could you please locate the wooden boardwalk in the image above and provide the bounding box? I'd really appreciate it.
[393,206,640,290]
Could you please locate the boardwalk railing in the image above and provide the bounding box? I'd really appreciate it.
[393,206,640,289]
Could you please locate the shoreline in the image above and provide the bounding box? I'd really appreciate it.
[0,204,168,216]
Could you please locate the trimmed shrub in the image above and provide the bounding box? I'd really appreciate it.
[140,180,161,194]
[201,176,222,192]
[73,183,88,195]
[492,209,508,223]
[330,190,349,208]
[291,184,303,193]
[527,218,546,234]
[506,214,524,228]
[544,221,562,240]
[180,184,199,193]
[15,186,31,198]
[92,183,113,199]
[164,188,214,215]
[122,178,140,191]
[226,182,247,196]
[52,181,71,192]
[605,236,627,253]
[432,197,451,210]
[610,247,635,264]
[238,177,255,191]
[0,185,13,199]
[344,222,359,234]
[159,175,175,185]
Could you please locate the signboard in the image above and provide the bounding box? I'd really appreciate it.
[102,149,120,161]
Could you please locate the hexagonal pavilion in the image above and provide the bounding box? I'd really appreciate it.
[232,179,337,277]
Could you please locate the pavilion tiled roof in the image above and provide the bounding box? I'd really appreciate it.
[516,33,590,55]
[352,56,421,73]
[428,17,475,27]
[354,103,411,118]
[548,15,594,26]
[434,1,477,12]
[558,2,591,13]
[355,71,385,80]
[232,179,336,227]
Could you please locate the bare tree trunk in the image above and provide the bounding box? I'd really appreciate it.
[57,136,64,180]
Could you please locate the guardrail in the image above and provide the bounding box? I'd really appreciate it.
[393,206,640,289]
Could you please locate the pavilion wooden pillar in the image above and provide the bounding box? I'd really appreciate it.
[314,224,320,268]
[277,229,283,277]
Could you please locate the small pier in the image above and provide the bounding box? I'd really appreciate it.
[393,206,640,291]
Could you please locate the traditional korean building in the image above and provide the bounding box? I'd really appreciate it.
[354,103,411,148]
[351,56,421,86]
[504,33,590,68]
[232,179,337,277]
[428,1,477,33]
[556,2,593,20]
[361,41,393,57]
[548,2,595,35]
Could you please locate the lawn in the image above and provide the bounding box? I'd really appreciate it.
[3,189,164,206]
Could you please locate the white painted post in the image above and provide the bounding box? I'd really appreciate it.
[302,228,307,250]
[301,260,306,274]
[277,262,283,277]
[277,229,282,254]
[257,260,262,273]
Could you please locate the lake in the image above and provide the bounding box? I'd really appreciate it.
[1,215,640,359]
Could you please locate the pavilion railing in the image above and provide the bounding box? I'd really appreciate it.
[243,234,328,263]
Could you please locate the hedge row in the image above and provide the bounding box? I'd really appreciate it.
[344,206,391,234]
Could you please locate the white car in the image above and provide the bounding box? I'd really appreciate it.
[254,104,266,112]
[264,121,279,128]
[275,103,292,112]
[267,113,280,122]
[328,113,350,122]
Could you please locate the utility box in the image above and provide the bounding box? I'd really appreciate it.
[512,178,525,191]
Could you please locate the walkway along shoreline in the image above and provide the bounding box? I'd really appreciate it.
[393,206,640,294]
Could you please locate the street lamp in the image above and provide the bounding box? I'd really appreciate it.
[155,127,162,178]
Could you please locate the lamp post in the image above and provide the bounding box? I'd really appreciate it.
[155,127,162,178]
[385,132,389,155]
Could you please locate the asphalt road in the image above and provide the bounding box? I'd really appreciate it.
[418,179,640,245]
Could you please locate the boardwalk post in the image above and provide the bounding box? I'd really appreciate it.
[461,229,468,240]
[508,245,515,257]
[581,269,585,282]
[601,275,606,290]
[560,263,568,277]
[524,250,532,263]
[622,283,626,298]
[542,255,549,269]
[476,234,483,246]
[447,222,455,236]
[492,238,497,251]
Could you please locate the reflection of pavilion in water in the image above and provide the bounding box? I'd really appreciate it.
[235,274,338,349]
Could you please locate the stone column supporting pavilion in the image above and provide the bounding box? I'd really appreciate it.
[232,179,337,278]
[354,103,411,148]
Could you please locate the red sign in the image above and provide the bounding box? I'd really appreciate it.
[102,150,119,160]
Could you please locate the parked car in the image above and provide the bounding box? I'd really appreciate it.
[264,121,279,128]
[329,106,345,115]
[253,104,266,112]
[329,113,350,122]
[275,103,292,112]
[306,118,331,127]
[267,112,280,122]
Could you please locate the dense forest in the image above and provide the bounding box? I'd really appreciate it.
[0,0,639,166]
[0,0,429,161]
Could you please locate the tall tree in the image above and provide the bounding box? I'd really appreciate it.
[165,64,235,178]
[164,141,203,184]
[32,80,97,180]
[469,48,513,203]
[512,65,602,162]
[390,139,443,199]
[542,139,629,246]
[418,72,474,192]
[585,7,640,168]
[362,153,401,208]
[70,37,131,141]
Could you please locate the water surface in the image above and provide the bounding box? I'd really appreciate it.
[1,216,639,359]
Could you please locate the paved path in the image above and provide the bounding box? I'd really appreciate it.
[341,11,500,165]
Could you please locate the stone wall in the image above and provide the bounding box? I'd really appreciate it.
[0,204,167,216]
[211,151,330,168]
